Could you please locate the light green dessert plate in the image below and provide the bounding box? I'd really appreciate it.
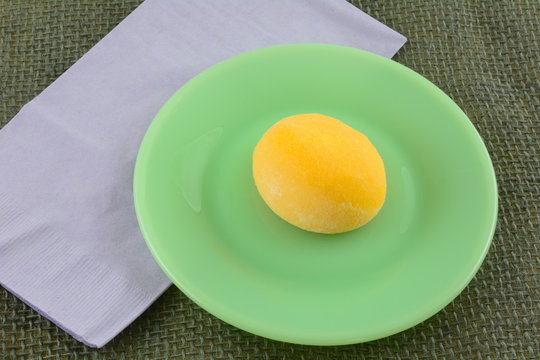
[134,44,497,345]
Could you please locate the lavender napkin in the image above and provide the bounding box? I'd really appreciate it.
[0,0,406,348]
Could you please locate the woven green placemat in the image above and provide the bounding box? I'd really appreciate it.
[1,1,538,359]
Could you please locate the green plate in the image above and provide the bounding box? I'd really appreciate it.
[134,44,497,345]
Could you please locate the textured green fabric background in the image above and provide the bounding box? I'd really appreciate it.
[1,1,538,359]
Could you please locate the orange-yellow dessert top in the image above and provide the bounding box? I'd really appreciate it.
[253,113,386,234]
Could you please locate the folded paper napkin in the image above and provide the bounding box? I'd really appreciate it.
[0,0,406,348]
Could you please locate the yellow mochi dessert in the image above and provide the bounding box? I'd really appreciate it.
[253,113,386,234]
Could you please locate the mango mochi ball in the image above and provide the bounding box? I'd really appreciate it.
[252,113,386,234]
